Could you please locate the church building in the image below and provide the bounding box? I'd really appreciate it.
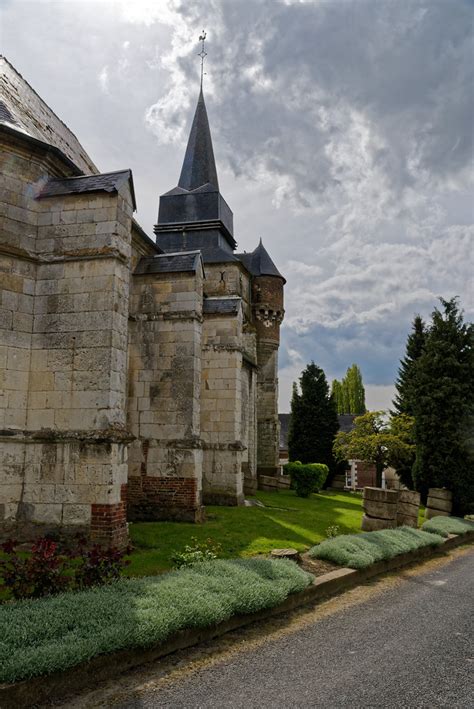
[0,55,284,546]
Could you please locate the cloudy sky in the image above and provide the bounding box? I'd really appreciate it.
[2,0,473,411]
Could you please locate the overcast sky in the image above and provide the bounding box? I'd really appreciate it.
[1,0,473,412]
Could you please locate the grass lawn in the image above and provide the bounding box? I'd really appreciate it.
[127,490,364,576]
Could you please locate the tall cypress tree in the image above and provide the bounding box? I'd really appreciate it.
[288,362,339,471]
[412,298,474,512]
[331,365,366,414]
[392,315,426,416]
[345,364,366,414]
[331,379,344,414]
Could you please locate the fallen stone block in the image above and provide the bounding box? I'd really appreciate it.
[271,548,300,562]
[426,495,452,513]
[361,514,397,531]
[363,499,398,520]
[363,487,399,503]
[425,507,451,520]
[398,489,420,506]
[396,513,418,528]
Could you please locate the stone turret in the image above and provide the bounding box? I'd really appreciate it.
[239,240,285,477]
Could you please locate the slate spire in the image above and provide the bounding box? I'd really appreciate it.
[178,89,219,191]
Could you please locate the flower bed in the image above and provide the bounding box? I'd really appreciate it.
[421,515,474,537]
[0,558,312,684]
[308,527,444,570]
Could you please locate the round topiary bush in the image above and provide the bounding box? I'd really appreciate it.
[284,462,329,497]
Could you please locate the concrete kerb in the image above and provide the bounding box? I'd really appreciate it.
[1,530,473,708]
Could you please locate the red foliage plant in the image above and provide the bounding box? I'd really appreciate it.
[0,536,132,600]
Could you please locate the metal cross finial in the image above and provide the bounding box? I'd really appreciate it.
[198,30,207,88]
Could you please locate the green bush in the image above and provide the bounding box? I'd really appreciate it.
[0,558,313,684]
[308,527,444,569]
[170,537,221,568]
[284,462,329,497]
[421,515,474,538]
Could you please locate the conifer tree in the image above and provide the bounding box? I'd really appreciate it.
[412,298,474,512]
[392,315,426,416]
[391,315,426,487]
[288,362,339,471]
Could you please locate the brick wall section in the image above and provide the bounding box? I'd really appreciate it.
[355,462,377,488]
[90,500,128,548]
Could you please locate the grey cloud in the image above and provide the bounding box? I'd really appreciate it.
[1,0,472,412]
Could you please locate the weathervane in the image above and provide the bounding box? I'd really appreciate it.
[198,30,207,88]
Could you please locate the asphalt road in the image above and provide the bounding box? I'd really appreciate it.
[76,550,474,709]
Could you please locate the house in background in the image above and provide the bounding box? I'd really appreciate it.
[278,413,400,490]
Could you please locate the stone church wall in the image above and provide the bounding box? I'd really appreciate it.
[1,59,285,545]
[127,267,204,522]
[201,306,245,505]
[0,137,134,545]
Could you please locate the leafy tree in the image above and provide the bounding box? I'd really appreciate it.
[332,364,366,414]
[392,315,426,416]
[389,413,417,489]
[288,362,339,472]
[412,298,474,513]
[333,411,414,488]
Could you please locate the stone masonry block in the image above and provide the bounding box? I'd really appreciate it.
[363,487,399,503]
[427,488,453,502]
[361,514,397,531]
[363,499,398,519]
[398,489,420,506]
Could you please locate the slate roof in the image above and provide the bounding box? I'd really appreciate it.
[135,251,202,275]
[1,55,98,174]
[38,170,136,210]
[203,297,241,315]
[200,245,241,264]
[178,89,219,192]
[0,99,20,126]
[237,239,285,281]
[338,414,357,433]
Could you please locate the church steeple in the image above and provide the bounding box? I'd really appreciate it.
[155,33,236,257]
[178,89,219,191]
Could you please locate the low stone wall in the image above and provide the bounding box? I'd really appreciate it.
[258,474,291,492]
[425,488,452,520]
[362,486,424,531]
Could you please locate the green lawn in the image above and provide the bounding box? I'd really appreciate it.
[128,490,364,576]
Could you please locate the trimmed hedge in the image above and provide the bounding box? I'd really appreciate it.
[0,558,313,684]
[284,462,329,497]
[308,527,444,570]
[421,515,474,538]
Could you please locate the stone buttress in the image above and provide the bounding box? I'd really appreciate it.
[126,251,204,521]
